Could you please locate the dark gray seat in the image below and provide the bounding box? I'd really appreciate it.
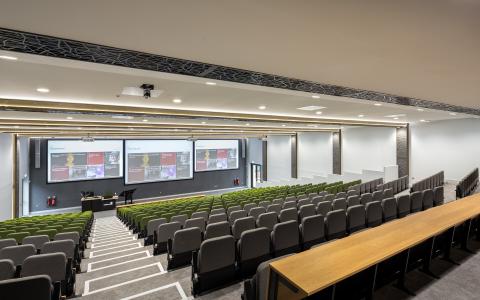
[0,244,36,267]
[297,199,311,208]
[0,275,52,300]
[410,191,423,213]
[297,194,308,201]
[308,192,318,200]
[208,213,228,224]
[167,227,202,269]
[272,199,284,206]
[21,252,66,299]
[396,194,411,218]
[347,205,366,234]
[249,207,266,220]
[227,205,242,216]
[278,208,297,223]
[258,201,271,209]
[243,203,256,214]
[366,201,383,227]
[335,192,347,199]
[346,195,360,207]
[210,208,225,215]
[184,217,206,233]
[266,204,282,215]
[53,232,81,270]
[318,191,328,197]
[154,221,182,254]
[22,235,50,253]
[325,209,347,240]
[192,235,236,296]
[332,198,347,211]
[383,188,394,198]
[256,212,278,231]
[232,217,256,240]
[316,201,332,216]
[229,210,248,225]
[372,190,383,203]
[347,190,358,197]
[282,201,296,209]
[360,193,373,206]
[191,211,209,222]
[300,215,325,249]
[146,218,167,245]
[285,196,296,203]
[0,259,15,280]
[311,196,324,207]
[271,220,300,257]
[324,194,335,202]
[422,189,434,210]
[433,186,444,206]
[42,239,76,295]
[171,214,188,227]
[381,197,397,222]
[0,238,17,251]
[298,204,316,221]
[205,221,230,240]
[237,228,271,277]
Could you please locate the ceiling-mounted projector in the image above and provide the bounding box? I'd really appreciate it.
[187,137,198,142]
[121,83,163,99]
[81,136,95,142]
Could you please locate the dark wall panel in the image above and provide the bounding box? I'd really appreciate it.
[29,139,246,212]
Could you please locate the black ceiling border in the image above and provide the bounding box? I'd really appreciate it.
[0,27,478,116]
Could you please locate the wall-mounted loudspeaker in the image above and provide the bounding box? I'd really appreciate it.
[241,139,246,158]
[34,139,41,169]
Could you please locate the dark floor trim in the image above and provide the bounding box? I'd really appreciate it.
[0,27,478,116]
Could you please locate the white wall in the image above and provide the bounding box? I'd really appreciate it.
[411,118,480,182]
[246,138,264,187]
[267,135,291,181]
[297,132,333,177]
[17,137,30,216]
[342,126,397,173]
[0,134,14,221]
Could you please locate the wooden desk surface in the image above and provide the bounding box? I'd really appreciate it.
[270,194,480,297]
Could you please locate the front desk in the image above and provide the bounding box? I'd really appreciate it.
[81,196,118,212]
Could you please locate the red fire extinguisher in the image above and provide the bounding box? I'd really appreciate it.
[47,196,51,206]
[51,196,57,206]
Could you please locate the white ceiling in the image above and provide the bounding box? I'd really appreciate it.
[1,0,479,110]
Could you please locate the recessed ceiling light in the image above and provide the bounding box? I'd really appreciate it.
[374,103,382,106]
[209,129,213,132]
[66,117,73,120]
[240,130,244,132]
[142,119,148,122]
[129,127,134,130]
[172,98,182,103]
[358,114,365,118]
[14,125,19,128]
[420,119,429,122]
[282,124,286,127]
[77,127,82,130]
[417,108,425,112]
[315,111,323,115]
[308,124,319,128]
[297,106,326,111]
[112,115,134,120]
[258,105,266,110]
[311,95,320,99]
[0,55,18,61]
[385,114,406,118]
[449,112,457,116]
[393,117,399,120]
[245,123,250,126]
[36,87,50,93]
[205,82,217,86]
[201,121,206,124]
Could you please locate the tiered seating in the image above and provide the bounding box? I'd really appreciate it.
[377,175,409,194]
[0,211,92,299]
[411,171,444,192]
[456,168,479,199]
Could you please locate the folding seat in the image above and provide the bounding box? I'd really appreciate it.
[347,190,358,197]
[422,189,434,210]
[332,198,347,211]
[410,191,423,213]
[0,275,52,300]
[208,213,228,224]
[154,222,182,254]
[145,218,167,245]
[204,221,231,240]
[325,210,347,240]
[249,207,266,220]
[297,194,308,201]
[271,220,300,257]
[318,191,328,197]
[360,193,373,206]
[372,190,383,203]
[185,217,206,233]
[382,188,393,199]
[191,211,209,222]
[347,205,366,234]
[297,198,311,208]
[210,208,225,215]
[285,195,296,203]
[256,212,278,231]
[396,194,411,218]
[433,186,444,206]
[6,232,30,244]
[0,244,36,274]
[41,240,76,296]
[360,184,366,194]
[272,198,284,206]
[242,203,256,214]
[167,227,202,269]
[311,196,324,207]
[308,192,318,200]
[22,235,50,253]
[277,208,297,223]
[316,201,332,216]
[0,238,17,251]
[237,228,271,277]
[392,180,399,194]
[258,201,271,209]
[366,201,383,228]
[232,217,256,240]
[346,195,360,207]
[282,201,297,209]
[298,204,315,221]
[381,198,397,222]
[0,259,15,280]
[171,214,188,227]
[227,205,242,216]
[376,184,384,192]
[324,194,335,202]
[335,192,347,199]
[21,253,66,299]
[300,215,325,249]
[192,235,236,295]
[266,204,282,216]
[229,210,248,225]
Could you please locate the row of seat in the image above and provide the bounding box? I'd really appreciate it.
[189,187,445,295]
[351,178,383,195]
[377,175,409,195]
[411,171,444,192]
[456,168,479,199]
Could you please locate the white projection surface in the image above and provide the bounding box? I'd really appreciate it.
[195,140,239,172]
[125,140,193,184]
[47,140,123,183]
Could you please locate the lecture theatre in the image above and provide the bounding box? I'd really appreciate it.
[1,2,480,300]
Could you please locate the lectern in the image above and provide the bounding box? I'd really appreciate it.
[120,189,136,205]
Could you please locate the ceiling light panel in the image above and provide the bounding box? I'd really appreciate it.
[297,106,326,111]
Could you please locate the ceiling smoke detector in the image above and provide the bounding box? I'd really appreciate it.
[121,83,163,99]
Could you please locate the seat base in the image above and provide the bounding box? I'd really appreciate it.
[274,245,300,257]
[192,264,236,296]
[167,251,193,270]
[239,254,271,278]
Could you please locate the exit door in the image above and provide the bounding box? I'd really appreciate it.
[250,163,263,188]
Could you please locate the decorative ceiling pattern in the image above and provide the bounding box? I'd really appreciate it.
[1,27,478,116]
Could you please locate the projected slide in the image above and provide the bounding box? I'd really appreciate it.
[195,140,239,172]
[125,140,193,184]
[47,140,123,183]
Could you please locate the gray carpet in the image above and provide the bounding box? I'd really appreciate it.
[74,183,480,299]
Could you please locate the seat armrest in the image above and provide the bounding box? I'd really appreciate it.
[167,238,173,255]
[191,250,199,277]
[243,277,256,300]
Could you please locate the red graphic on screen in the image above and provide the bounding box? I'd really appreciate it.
[51,167,69,181]
[87,152,104,165]
[160,152,176,165]
[217,149,228,159]
[128,168,145,182]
